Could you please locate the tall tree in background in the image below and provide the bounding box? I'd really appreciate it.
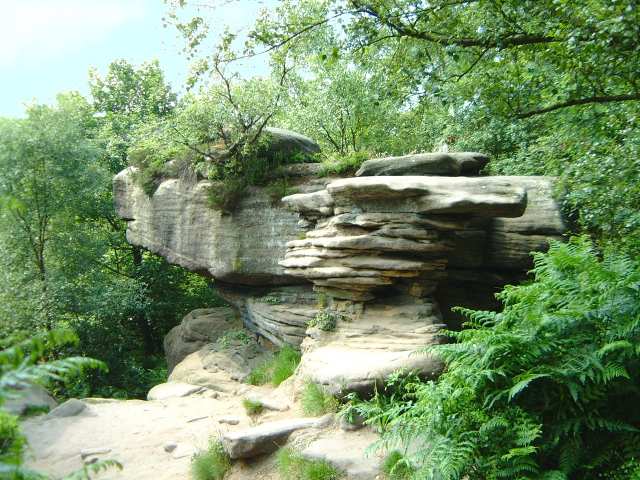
[0,94,104,330]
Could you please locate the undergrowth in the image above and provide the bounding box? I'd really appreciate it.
[317,151,370,177]
[191,440,231,480]
[245,346,301,387]
[277,447,341,480]
[370,237,640,479]
[301,381,339,417]
[242,398,264,416]
[382,451,415,480]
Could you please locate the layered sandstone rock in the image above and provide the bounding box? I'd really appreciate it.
[115,142,565,395]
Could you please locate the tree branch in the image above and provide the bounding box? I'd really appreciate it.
[517,94,640,118]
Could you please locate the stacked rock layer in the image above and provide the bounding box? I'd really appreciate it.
[280,175,533,302]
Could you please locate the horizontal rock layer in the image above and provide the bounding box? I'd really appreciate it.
[281,175,562,301]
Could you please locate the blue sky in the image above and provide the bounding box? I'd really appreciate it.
[0,0,274,117]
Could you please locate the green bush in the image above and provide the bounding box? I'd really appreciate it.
[277,447,341,480]
[318,151,370,177]
[207,178,248,214]
[0,410,24,466]
[382,451,414,480]
[245,363,271,386]
[377,237,640,479]
[242,398,264,416]
[301,381,339,417]
[339,370,419,433]
[245,345,302,387]
[308,310,346,332]
[191,440,231,480]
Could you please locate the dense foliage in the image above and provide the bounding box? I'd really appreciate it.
[0,63,224,399]
[0,330,121,479]
[352,239,640,479]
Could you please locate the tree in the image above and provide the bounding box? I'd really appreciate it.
[0,95,105,329]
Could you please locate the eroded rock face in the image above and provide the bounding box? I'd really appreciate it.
[113,166,327,286]
[218,285,319,347]
[297,296,445,395]
[116,146,566,397]
[164,307,241,372]
[168,336,271,392]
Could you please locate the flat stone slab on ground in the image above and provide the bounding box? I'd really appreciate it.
[301,429,383,480]
[147,382,205,401]
[222,417,323,459]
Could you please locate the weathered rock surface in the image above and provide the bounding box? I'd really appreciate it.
[301,429,383,480]
[113,166,327,286]
[297,296,444,394]
[47,399,87,418]
[219,286,319,347]
[168,336,271,392]
[355,151,489,177]
[2,384,57,416]
[281,175,563,303]
[222,417,323,459]
[261,127,321,158]
[164,307,241,372]
[147,382,206,401]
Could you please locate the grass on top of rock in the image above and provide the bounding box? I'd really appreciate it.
[191,439,231,480]
[301,381,339,417]
[317,151,370,177]
[216,329,252,349]
[277,447,341,480]
[242,398,265,416]
[245,345,301,387]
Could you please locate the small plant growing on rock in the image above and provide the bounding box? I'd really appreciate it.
[245,363,271,386]
[277,447,341,480]
[217,329,252,349]
[308,309,346,332]
[242,398,264,416]
[191,439,231,480]
[301,381,339,417]
[257,295,281,305]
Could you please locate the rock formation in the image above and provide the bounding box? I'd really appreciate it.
[114,138,565,395]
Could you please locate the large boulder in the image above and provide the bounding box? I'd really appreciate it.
[164,307,241,372]
[168,334,271,393]
[2,384,57,416]
[113,166,327,286]
[355,152,489,177]
[261,127,321,158]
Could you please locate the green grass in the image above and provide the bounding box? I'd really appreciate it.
[191,440,231,480]
[301,381,339,417]
[318,151,370,177]
[271,346,302,386]
[382,451,414,480]
[245,363,271,386]
[277,447,341,480]
[242,398,264,416]
[245,345,301,387]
